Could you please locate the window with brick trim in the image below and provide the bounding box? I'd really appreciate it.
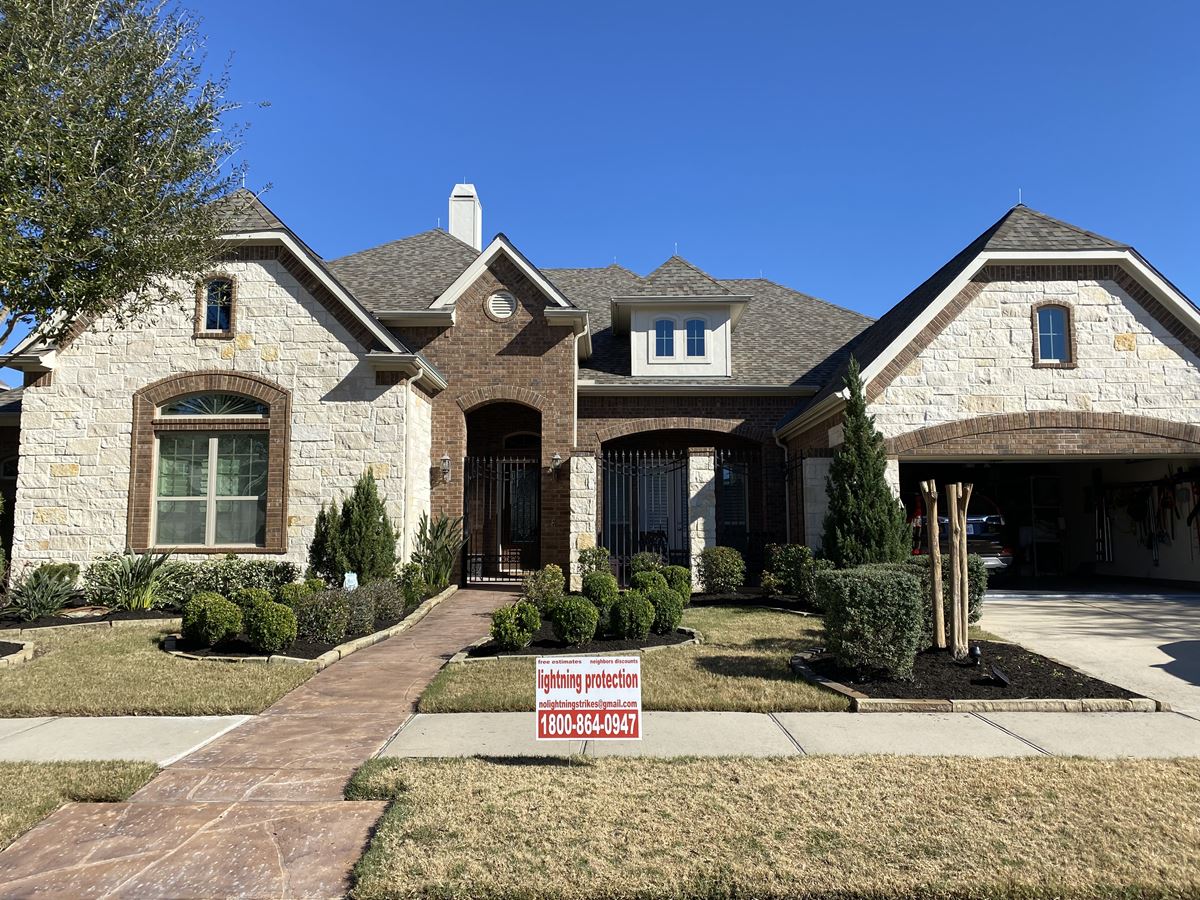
[1033,303,1074,366]
[195,275,236,339]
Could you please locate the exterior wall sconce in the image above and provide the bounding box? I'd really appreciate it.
[440,453,452,483]
[551,452,562,478]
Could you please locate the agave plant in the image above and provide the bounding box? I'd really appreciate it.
[412,513,465,590]
[109,549,184,611]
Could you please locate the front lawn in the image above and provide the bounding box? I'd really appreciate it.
[0,624,313,716]
[0,761,157,850]
[419,606,848,713]
[348,756,1200,900]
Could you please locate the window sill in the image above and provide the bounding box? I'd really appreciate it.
[194,331,235,341]
[135,544,284,555]
[1032,360,1078,369]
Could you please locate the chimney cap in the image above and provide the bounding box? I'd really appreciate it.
[451,182,478,198]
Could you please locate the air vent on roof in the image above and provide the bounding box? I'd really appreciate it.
[487,291,516,319]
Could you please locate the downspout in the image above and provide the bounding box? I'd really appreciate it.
[402,375,413,561]
[774,431,791,544]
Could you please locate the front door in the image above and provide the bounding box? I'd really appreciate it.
[464,456,540,582]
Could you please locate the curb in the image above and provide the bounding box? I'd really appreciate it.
[161,585,460,671]
[0,617,181,638]
[447,626,701,665]
[0,640,35,669]
[789,651,1167,713]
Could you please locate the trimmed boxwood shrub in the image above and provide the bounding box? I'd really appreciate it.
[295,590,351,645]
[905,554,988,623]
[356,579,406,628]
[230,587,273,610]
[815,566,923,679]
[581,571,619,620]
[522,564,565,610]
[764,544,816,600]
[304,577,327,595]
[611,590,654,641]
[698,546,746,594]
[630,570,668,594]
[245,600,298,654]
[646,585,684,634]
[181,592,242,647]
[277,582,315,608]
[661,565,691,603]
[491,600,541,651]
[551,595,599,646]
[398,562,427,609]
[86,555,300,607]
[629,552,662,576]
[578,546,610,575]
[345,589,377,638]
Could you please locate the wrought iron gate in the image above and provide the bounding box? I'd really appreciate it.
[716,448,768,578]
[463,456,540,583]
[600,450,688,585]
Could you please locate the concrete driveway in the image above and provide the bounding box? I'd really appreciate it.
[983,589,1200,717]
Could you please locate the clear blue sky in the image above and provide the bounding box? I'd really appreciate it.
[9,0,1197,390]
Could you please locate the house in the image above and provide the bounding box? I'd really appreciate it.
[5,186,1199,587]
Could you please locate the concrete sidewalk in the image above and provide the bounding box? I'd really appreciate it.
[380,710,1200,759]
[0,715,248,765]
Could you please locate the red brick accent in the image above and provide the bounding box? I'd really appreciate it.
[1031,301,1077,369]
[193,273,237,341]
[128,371,291,554]
[393,254,577,578]
[886,412,1200,458]
[592,416,774,447]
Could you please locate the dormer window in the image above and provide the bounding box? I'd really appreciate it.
[654,319,675,358]
[195,274,236,339]
[686,319,706,357]
[1033,303,1074,367]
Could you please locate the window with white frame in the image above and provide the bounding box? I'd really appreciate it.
[685,318,706,357]
[202,278,233,332]
[153,393,269,546]
[654,318,675,358]
[1035,304,1071,364]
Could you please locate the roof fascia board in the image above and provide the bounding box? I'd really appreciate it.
[375,309,457,327]
[774,390,847,440]
[365,352,448,393]
[544,308,592,359]
[431,235,574,310]
[224,230,404,353]
[610,296,751,333]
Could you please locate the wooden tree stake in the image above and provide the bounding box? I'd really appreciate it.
[920,480,945,649]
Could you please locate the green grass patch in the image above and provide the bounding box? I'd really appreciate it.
[348,756,1200,899]
[419,606,848,713]
[0,624,313,716]
[0,761,157,849]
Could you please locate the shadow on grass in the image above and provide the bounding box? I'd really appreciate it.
[693,653,795,681]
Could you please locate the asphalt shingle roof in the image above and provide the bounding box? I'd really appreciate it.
[632,256,734,296]
[217,189,285,232]
[328,230,479,311]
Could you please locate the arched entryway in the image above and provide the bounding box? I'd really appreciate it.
[463,401,543,582]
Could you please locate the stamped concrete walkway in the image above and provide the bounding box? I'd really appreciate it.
[0,587,511,899]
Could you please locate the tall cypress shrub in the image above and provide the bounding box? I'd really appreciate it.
[308,499,347,585]
[340,470,397,583]
[821,357,911,567]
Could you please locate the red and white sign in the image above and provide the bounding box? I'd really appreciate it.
[535,656,641,740]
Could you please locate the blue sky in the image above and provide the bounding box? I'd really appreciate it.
[6,1,1196,387]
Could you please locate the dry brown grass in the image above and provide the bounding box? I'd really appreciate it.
[0,624,313,716]
[419,606,847,713]
[348,756,1200,899]
[0,761,157,849]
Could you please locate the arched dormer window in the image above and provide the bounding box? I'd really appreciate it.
[1033,303,1075,368]
[130,374,290,553]
[195,275,236,339]
[654,318,675,358]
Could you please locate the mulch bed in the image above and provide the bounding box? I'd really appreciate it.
[0,640,25,660]
[807,640,1139,701]
[0,608,180,631]
[468,622,691,659]
[690,592,816,613]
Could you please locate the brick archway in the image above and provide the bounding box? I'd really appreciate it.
[456,385,552,414]
[594,417,774,447]
[886,411,1200,457]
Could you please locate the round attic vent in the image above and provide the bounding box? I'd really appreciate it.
[487,291,517,320]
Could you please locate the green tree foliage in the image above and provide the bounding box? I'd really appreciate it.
[821,357,911,568]
[308,500,347,586]
[0,0,254,353]
[340,470,397,583]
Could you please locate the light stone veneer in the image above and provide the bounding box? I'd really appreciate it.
[12,257,430,574]
[870,278,1200,439]
[687,451,716,573]
[567,454,597,591]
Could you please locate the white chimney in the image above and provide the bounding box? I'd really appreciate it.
[448,183,482,250]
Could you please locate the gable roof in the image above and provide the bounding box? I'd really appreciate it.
[430,233,578,311]
[216,189,286,232]
[328,229,479,312]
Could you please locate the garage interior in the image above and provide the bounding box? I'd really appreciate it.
[899,458,1200,586]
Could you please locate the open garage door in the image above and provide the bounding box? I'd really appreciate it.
[899,458,1200,587]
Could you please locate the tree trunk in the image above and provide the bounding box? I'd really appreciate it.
[957,483,974,658]
[920,480,945,650]
[947,483,966,659]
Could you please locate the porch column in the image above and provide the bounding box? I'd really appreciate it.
[801,455,833,550]
[687,448,716,572]
[568,451,597,591]
[884,458,901,500]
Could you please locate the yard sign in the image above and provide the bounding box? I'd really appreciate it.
[535,656,641,740]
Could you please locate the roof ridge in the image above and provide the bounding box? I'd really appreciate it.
[330,228,480,265]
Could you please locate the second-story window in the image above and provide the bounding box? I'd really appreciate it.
[1035,304,1072,365]
[686,319,706,357]
[654,319,675,358]
[196,275,236,339]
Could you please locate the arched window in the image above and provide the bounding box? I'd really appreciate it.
[654,319,675,358]
[1034,304,1073,366]
[131,374,290,553]
[195,275,236,339]
[685,319,706,357]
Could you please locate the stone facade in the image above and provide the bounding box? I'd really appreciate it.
[567,453,597,590]
[686,449,716,571]
[871,269,1200,444]
[11,253,424,574]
